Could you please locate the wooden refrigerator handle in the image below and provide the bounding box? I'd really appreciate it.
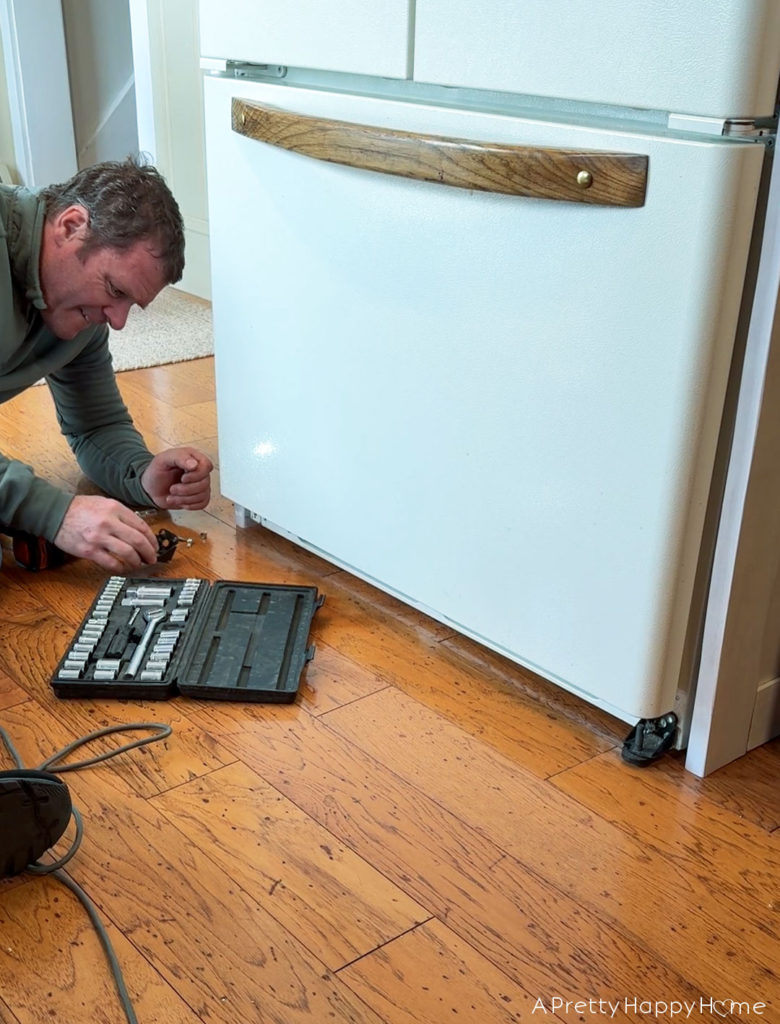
[232,97,648,207]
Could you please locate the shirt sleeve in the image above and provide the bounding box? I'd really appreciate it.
[0,452,73,540]
[45,325,156,511]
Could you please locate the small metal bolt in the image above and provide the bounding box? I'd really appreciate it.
[576,170,593,189]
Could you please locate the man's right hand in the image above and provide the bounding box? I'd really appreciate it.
[53,495,159,571]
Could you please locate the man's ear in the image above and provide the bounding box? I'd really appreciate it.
[51,204,90,246]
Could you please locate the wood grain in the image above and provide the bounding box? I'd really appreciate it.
[0,998,21,1024]
[0,355,777,1024]
[550,749,780,914]
[151,760,430,970]
[0,667,27,712]
[338,918,542,1024]
[659,740,780,832]
[188,702,738,1022]
[232,99,649,208]
[0,875,202,1023]
[320,687,779,1005]
[0,703,386,1024]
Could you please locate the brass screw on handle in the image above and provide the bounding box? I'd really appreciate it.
[576,170,593,189]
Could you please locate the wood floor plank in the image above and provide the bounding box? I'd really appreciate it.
[338,918,543,1024]
[144,509,338,587]
[191,432,219,468]
[0,394,110,502]
[0,668,27,712]
[187,701,725,1022]
[116,376,217,447]
[2,355,777,1024]
[1,556,116,629]
[346,625,621,776]
[151,760,431,970]
[550,748,780,918]
[657,741,780,833]
[119,356,216,408]
[0,570,52,622]
[0,697,233,799]
[0,999,21,1024]
[319,686,780,1008]
[0,388,61,450]
[296,639,390,715]
[441,630,628,747]
[79,790,387,1024]
[0,875,203,1024]
[0,705,386,1024]
[58,703,236,798]
[313,567,459,645]
[298,572,625,776]
[0,607,76,705]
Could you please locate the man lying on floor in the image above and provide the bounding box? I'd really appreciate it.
[0,157,213,572]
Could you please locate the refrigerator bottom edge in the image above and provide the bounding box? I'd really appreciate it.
[233,502,696,736]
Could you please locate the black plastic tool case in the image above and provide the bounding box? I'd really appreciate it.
[51,576,324,702]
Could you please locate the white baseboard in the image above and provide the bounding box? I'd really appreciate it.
[747,675,780,750]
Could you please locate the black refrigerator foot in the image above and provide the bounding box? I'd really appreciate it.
[621,713,678,767]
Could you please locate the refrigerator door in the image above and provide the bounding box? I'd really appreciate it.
[414,0,780,118]
[198,0,411,79]
[203,75,764,723]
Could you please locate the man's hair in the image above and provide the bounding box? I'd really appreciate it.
[40,156,185,284]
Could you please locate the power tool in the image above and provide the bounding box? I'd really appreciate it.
[2,527,184,571]
[5,530,68,571]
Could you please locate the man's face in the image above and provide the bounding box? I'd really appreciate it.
[39,205,168,340]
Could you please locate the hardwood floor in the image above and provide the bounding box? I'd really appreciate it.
[0,356,778,1024]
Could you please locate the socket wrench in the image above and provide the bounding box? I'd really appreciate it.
[123,608,166,678]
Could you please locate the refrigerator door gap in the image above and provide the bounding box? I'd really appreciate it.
[203,61,673,135]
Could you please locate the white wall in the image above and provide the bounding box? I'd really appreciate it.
[0,0,77,186]
[0,0,209,298]
[0,26,16,180]
[133,0,210,298]
[62,0,138,167]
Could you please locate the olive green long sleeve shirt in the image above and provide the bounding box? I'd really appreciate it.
[0,184,155,540]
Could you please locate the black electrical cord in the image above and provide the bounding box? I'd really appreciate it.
[0,721,173,1024]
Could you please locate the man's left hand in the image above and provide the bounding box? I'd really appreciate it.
[141,447,213,510]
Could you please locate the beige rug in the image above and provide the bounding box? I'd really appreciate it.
[108,286,213,371]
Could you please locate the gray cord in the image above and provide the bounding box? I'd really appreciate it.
[0,721,173,1024]
[38,722,172,773]
[50,868,139,1023]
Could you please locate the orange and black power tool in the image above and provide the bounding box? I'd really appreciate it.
[3,530,68,571]
[3,527,183,570]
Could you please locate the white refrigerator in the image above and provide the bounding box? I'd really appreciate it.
[199,1,780,773]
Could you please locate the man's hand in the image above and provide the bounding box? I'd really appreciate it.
[54,495,159,571]
[141,447,213,510]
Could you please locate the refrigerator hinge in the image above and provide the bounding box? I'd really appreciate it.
[667,112,777,141]
[227,61,287,81]
[199,58,288,80]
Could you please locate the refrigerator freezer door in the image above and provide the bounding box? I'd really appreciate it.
[198,0,411,79]
[414,0,780,119]
[203,76,764,723]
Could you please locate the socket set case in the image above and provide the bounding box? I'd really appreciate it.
[51,576,324,702]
